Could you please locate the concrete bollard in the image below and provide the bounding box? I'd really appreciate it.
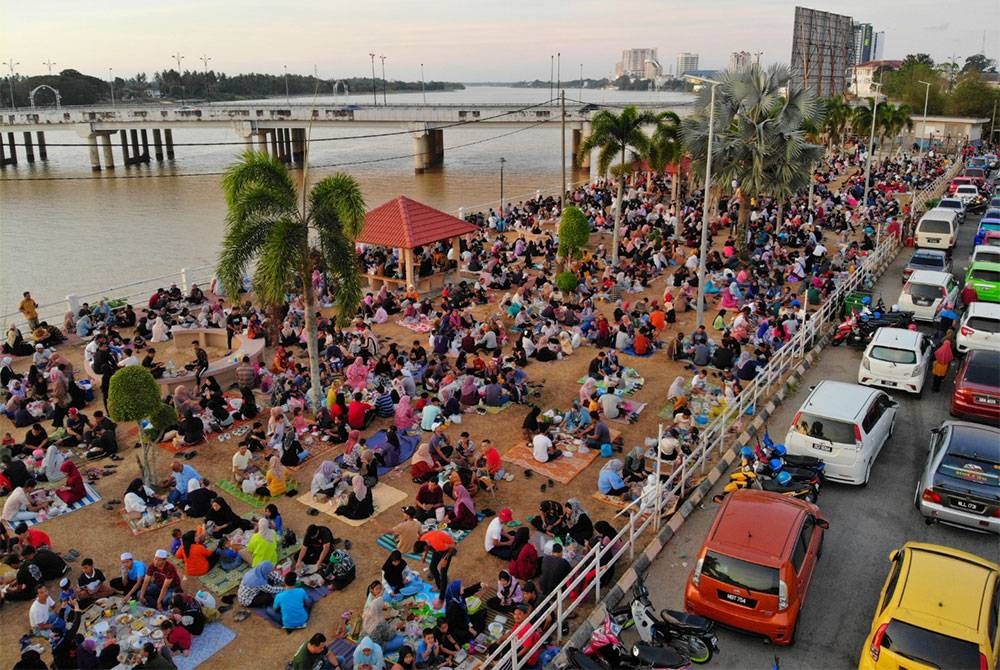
[66,294,81,316]
[180,268,189,293]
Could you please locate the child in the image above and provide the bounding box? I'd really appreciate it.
[169,528,184,556]
[218,537,243,571]
[162,620,192,657]
[415,627,440,668]
[434,619,460,662]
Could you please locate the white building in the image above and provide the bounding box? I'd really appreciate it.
[676,52,699,77]
[619,48,659,78]
[851,59,901,97]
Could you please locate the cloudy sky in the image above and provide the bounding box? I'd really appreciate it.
[3,0,998,81]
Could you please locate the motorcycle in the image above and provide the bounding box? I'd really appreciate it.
[568,613,693,670]
[712,469,819,504]
[759,433,825,474]
[610,578,718,664]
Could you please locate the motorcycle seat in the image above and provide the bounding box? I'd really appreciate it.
[565,648,606,670]
[633,641,688,667]
[758,478,799,493]
[660,608,713,632]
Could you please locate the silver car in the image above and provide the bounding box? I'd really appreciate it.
[915,421,1000,534]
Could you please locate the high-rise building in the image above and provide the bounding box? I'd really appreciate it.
[618,48,658,78]
[676,52,699,77]
[791,6,855,97]
[853,23,875,65]
[872,31,886,60]
[729,51,752,70]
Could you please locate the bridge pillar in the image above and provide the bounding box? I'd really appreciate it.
[36,132,47,161]
[120,130,131,165]
[153,129,164,161]
[6,133,17,165]
[269,129,279,158]
[23,132,35,163]
[129,129,140,164]
[572,124,592,170]
[164,129,175,160]
[291,128,306,164]
[430,129,444,168]
[282,128,293,163]
[140,129,150,162]
[255,130,270,156]
[88,135,101,171]
[100,133,115,169]
[0,133,7,167]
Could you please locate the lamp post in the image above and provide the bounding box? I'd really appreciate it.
[283,65,290,104]
[861,82,881,223]
[917,80,931,156]
[579,63,583,101]
[369,52,377,105]
[200,54,211,76]
[5,59,20,111]
[172,52,185,104]
[380,55,387,105]
[108,68,115,108]
[499,157,506,218]
[420,63,426,104]
[685,74,721,329]
[43,59,56,75]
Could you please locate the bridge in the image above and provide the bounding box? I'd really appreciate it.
[0,100,691,173]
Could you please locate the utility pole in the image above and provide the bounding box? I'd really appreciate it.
[579,63,583,101]
[556,52,561,93]
[43,59,56,75]
[420,63,426,103]
[561,89,567,213]
[380,55,387,105]
[283,65,290,104]
[918,80,932,156]
[369,52,377,106]
[862,83,881,239]
[550,55,554,102]
[172,52,184,103]
[108,67,115,108]
[5,59,19,111]
[200,54,211,75]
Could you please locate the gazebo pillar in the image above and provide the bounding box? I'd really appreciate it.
[451,236,462,282]
[404,248,416,290]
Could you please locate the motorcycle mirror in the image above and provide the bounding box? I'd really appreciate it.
[816,518,830,530]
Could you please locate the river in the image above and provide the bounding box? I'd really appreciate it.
[0,86,693,318]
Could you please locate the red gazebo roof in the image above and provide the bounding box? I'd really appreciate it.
[358,196,479,250]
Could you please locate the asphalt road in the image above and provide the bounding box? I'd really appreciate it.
[635,210,1000,670]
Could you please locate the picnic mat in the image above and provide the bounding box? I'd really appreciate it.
[608,401,648,425]
[286,439,340,473]
[121,508,184,536]
[296,483,408,527]
[480,401,516,414]
[374,516,484,562]
[215,478,299,509]
[20,484,102,528]
[621,346,655,358]
[394,318,435,333]
[591,491,680,518]
[197,542,302,596]
[576,374,645,396]
[174,622,236,670]
[502,443,599,485]
[335,431,419,477]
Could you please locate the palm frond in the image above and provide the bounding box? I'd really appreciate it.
[309,172,368,239]
[221,151,298,214]
[216,215,274,299]
[317,227,363,326]
[252,218,308,306]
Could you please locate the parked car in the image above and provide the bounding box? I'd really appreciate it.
[964,260,1000,303]
[956,301,1000,353]
[784,380,897,485]
[951,349,1000,425]
[915,420,1000,533]
[989,196,1000,209]
[684,489,829,645]
[858,327,932,396]
[981,230,1000,249]
[934,196,967,224]
[914,208,959,251]
[902,249,950,282]
[955,184,982,206]
[974,210,1000,246]
[969,244,1000,266]
[984,153,999,170]
[859,542,999,670]
[949,176,974,195]
[963,167,987,188]
[896,270,959,322]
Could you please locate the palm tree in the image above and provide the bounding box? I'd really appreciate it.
[217,151,366,409]
[821,96,852,148]
[680,63,823,255]
[577,105,658,266]
[644,111,685,237]
[881,103,914,150]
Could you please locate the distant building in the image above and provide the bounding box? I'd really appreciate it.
[851,59,902,97]
[729,51,752,70]
[676,52,699,77]
[872,31,885,60]
[852,23,874,65]
[617,48,659,79]
[791,6,855,97]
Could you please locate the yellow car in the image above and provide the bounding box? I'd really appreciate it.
[859,542,999,670]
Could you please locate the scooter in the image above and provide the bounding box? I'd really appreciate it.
[712,469,819,504]
[571,614,693,670]
[611,578,718,664]
[759,434,825,473]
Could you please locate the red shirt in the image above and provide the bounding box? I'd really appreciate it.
[167,624,192,650]
[346,400,372,429]
[19,528,51,549]
[419,530,455,553]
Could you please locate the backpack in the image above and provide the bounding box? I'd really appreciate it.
[281,528,297,548]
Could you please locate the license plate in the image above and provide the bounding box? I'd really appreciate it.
[718,590,756,608]
[812,443,833,452]
[975,395,1000,406]
[950,497,987,514]
[928,238,940,243]
[914,298,931,306]
[881,380,897,387]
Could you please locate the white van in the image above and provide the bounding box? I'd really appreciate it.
[914,208,959,251]
[956,302,1000,353]
[896,270,959,322]
[858,327,931,396]
[784,381,897,485]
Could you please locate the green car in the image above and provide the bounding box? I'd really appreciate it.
[966,261,1000,302]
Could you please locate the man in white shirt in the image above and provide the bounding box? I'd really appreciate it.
[117,347,140,368]
[598,390,624,420]
[2,480,47,524]
[231,444,257,482]
[29,585,66,637]
[484,508,516,559]
[531,431,560,463]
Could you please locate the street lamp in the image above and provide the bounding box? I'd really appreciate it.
[171,52,185,104]
[200,54,211,75]
[420,63,426,104]
[369,52,377,106]
[43,59,56,75]
[861,82,881,220]
[499,157,506,218]
[108,68,115,108]
[917,80,932,155]
[283,65,290,104]
[5,59,19,111]
[685,74,721,329]
[380,55,387,105]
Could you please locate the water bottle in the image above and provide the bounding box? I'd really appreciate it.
[129,599,137,615]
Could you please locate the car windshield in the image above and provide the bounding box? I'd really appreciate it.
[937,200,961,209]
[881,619,980,669]
[797,413,856,443]
[970,268,1000,283]
[907,283,943,300]
[702,551,779,595]
[966,316,1000,333]
[988,239,1000,248]
[965,356,1000,386]
[965,169,984,178]
[918,219,951,234]
[973,251,1000,264]
[911,255,944,269]
[870,346,917,364]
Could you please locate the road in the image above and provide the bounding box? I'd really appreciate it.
[635,209,1000,670]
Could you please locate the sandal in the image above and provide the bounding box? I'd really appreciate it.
[307,508,320,516]
[233,610,251,622]
[67,549,80,558]
[110,454,124,461]
[183,451,198,460]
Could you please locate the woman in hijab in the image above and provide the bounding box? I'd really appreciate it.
[359,449,381,489]
[444,579,486,645]
[380,426,403,468]
[244,517,279,567]
[342,429,363,469]
[666,376,686,401]
[931,336,955,392]
[346,357,371,393]
[335,475,374,520]
[257,456,287,497]
[205,496,253,538]
[445,483,477,530]
[381,551,415,596]
[562,400,591,434]
[55,461,86,505]
[362,581,406,653]
[310,460,343,500]
[150,316,170,343]
[409,442,438,483]
[624,446,648,483]
[122,478,161,517]
[507,527,539,581]
[394,395,416,432]
[598,459,629,497]
[564,498,595,546]
[353,636,385,670]
[459,375,479,406]
[237,560,283,608]
[579,377,598,405]
[183,478,216,518]
[486,570,523,613]
[41,444,67,482]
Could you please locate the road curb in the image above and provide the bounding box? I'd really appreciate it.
[558,335,831,657]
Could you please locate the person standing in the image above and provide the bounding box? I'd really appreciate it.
[931,336,955,392]
[19,292,39,331]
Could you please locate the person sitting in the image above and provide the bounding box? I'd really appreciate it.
[174,530,217,578]
[347,393,375,430]
[255,456,288,498]
[391,506,423,556]
[204,496,253,538]
[484,508,516,559]
[623,446,648,483]
[182,479,216,518]
[531,429,561,463]
[54,461,86,505]
[444,483,477,531]
[335,476,374,520]
[243,518,279,567]
[237,560,284,609]
[529,499,567,536]
[409,443,439,484]
[597,459,629,497]
[310,460,343,501]
[267,571,313,630]
[506,528,538,581]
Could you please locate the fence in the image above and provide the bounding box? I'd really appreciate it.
[478,157,962,669]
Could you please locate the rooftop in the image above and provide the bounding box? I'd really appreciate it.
[357,195,479,250]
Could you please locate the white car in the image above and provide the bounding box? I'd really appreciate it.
[935,197,967,224]
[896,270,959,322]
[955,184,980,205]
[785,380,897,486]
[858,327,932,396]
[970,245,1000,266]
[956,302,1000,353]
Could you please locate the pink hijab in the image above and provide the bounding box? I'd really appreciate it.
[453,483,475,516]
[394,396,415,429]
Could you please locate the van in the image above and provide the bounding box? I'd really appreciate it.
[914,208,959,251]
[858,327,932,396]
[784,380,898,485]
[896,270,959,322]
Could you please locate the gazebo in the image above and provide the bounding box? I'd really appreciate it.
[358,195,479,292]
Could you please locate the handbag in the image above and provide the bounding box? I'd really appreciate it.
[932,360,948,377]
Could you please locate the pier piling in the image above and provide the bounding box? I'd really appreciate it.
[153,129,164,161]
[36,132,47,161]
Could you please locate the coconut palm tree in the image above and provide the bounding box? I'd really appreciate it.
[577,105,658,266]
[821,96,852,148]
[644,111,685,237]
[680,63,823,255]
[217,151,366,409]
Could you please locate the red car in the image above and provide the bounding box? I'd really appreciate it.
[949,176,974,195]
[962,167,987,189]
[684,490,829,645]
[951,349,1000,425]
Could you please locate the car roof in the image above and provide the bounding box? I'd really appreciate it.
[896,543,998,635]
[870,327,922,348]
[937,197,963,205]
[907,270,952,285]
[801,380,878,420]
[709,490,809,565]
[909,249,946,262]
[965,301,1000,318]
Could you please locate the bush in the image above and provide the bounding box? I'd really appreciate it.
[107,366,161,423]
[558,205,590,262]
[555,272,579,292]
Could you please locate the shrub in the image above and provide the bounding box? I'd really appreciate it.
[555,272,579,292]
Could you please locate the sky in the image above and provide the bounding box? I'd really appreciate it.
[2,0,999,82]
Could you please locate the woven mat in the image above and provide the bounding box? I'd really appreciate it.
[295,483,408,527]
[19,484,102,528]
[285,439,340,473]
[394,318,435,333]
[216,478,299,509]
[173,622,236,670]
[502,442,599,485]
[197,542,301,595]
[607,401,648,425]
[121,509,184,536]
[480,401,516,414]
